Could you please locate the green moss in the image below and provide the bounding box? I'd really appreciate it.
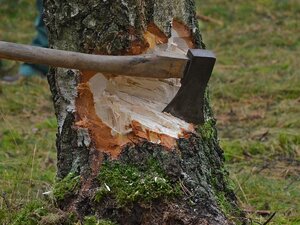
[197,119,216,141]
[84,216,117,225]
[53,172,80,201]
[93,185,111,202]
[95,160,181,206]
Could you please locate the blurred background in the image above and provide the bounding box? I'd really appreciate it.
[0,0,299,224]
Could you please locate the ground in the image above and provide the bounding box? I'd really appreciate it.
[0,0,299,224]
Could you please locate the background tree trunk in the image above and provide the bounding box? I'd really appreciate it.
[44,0,243,224]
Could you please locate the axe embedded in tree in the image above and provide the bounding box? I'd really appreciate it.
[0,40,215,124]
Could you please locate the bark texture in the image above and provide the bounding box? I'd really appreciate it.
[44,0,243,224]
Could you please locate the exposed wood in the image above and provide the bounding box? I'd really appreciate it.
[76,24,197,155]
[145,22,169,46]
[0,41,187,79]
[172,20,195,49]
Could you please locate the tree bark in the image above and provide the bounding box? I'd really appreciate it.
[44,1,243,224]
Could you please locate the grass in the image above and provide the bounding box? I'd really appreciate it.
[0,77,57,222]
[197,0,300,223]
[0,0,57,219]
[0,0,299,224]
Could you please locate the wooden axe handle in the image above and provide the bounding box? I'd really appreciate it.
[0,41,188,78]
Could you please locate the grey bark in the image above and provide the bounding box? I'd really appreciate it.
[44,0,244,224]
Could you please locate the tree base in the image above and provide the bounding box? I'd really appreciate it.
[54,134,244,225]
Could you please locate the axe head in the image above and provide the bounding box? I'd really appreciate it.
[163,49,216,124]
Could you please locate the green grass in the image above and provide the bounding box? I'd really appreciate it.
[0,0,299,224]
[197,0,300,223]
[0,1,57,216]
[0,0,36,43]
[0,78,56,220]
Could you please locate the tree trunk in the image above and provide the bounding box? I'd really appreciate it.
[44,1,243,224]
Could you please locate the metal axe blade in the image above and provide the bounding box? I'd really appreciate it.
[163,49,216,124]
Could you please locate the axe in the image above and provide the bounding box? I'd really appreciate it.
[0,41,215,124]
